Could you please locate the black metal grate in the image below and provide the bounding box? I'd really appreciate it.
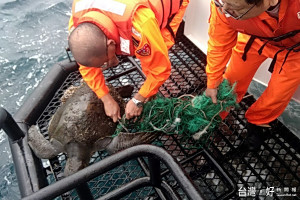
[35,35,300,199]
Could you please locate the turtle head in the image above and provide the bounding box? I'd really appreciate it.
[64,156,90,176]
[64,142,92,176]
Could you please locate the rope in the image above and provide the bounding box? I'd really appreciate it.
[114,80,238,149]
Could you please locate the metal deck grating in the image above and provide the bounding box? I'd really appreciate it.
[35,35,300,199]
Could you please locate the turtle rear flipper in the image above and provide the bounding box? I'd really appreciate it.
[105,131,159,154]
[27,125,63,159]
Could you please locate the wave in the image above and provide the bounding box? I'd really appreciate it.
[0,0,72,198]
[0,162,19,200]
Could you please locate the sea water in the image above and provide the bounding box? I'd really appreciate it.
[0,0,71,199]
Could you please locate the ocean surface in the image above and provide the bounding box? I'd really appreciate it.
[0,0,71,199]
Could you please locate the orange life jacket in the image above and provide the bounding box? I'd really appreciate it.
[70,0,183,56]
[225,0,300,72]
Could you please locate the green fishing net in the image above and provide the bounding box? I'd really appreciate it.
[114,80,238,149]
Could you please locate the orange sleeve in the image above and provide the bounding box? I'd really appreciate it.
[132,8,171,98]
[78,65,110,98]
[206,0,238,89]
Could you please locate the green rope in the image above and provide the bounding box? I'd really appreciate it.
[114,80,238,149]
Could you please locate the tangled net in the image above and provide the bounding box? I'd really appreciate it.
[114,80,238,149]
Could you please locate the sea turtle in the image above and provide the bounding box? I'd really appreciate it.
[27,81,157,176]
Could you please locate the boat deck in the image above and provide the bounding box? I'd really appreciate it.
[31,35,300,199]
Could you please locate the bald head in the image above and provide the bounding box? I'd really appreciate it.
[68,23,107,67]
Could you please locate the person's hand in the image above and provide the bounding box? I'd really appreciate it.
[101,93,121,122]
[125,100,143,120]
[125,93,146,120]
[205,88,218,104]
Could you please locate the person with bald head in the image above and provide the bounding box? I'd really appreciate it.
[68,0,190,122]
[205,0,300,151]
[69,23,120,70]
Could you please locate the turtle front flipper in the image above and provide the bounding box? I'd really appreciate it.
[92,137,113,153]
[27,125,63,159]
[105,131,159,154]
